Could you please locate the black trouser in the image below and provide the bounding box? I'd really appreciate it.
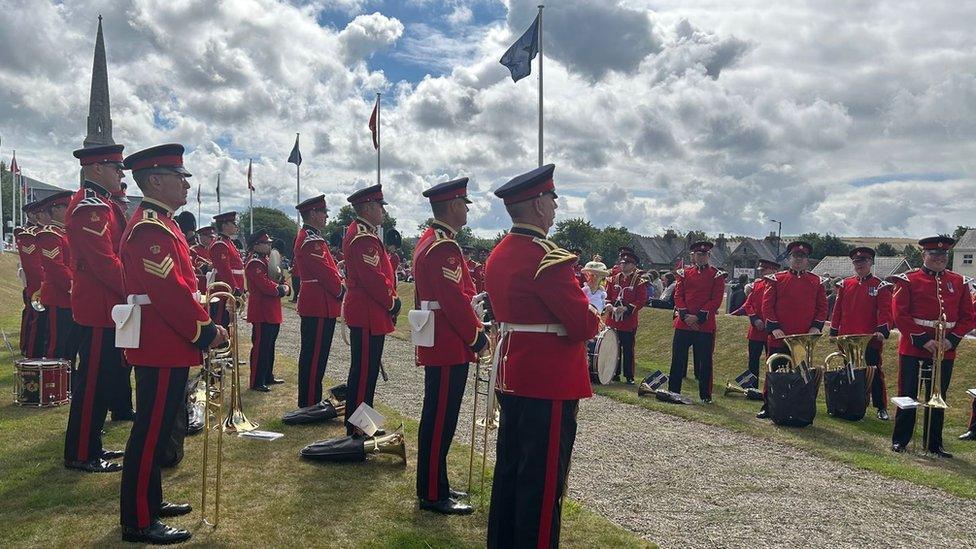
[290,274,300,302]
[209,301,230,332]
[64,327,123,463]
[45,305,80,364]
[120,367,189,529]
[747,339,766,379]
[110,355,133,416]
[298,317,337,407]
[22,305,47,359]
[488,394,577,549]
[613,329,636,381]
[249,322,281,388]
[344,327,385,435]
[417,363,469,502]
[668,329,715,399]
[864,346,887,410]
[892,355,954,451]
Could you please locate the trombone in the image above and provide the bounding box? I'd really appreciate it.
[467,321,500,506]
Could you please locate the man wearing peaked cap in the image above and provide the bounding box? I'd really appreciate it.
[294,194,344,407]
[605,246,648,385]
[245,230,290,392]
[829,246,894,420]
[35,191,81,366]
[191,225,215,293]
[62,143,134,476]
[209,210,244,330]
[16,200,48,360]
[412,177,483,515]
[341,184,399,435]
[293,194,328,303]
[740,259,780,384]
[485,164,601,548]
[667,241,727,402]
[117,143,227,544]
[890,236,975,456]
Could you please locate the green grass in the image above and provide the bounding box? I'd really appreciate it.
[0,257,650,547]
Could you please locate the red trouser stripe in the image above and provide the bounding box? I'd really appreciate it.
[307,320,325,405]
[707,334,716,395]
[77,328,103,461]
[427,367,451,500]
[47,307,58,357]
[250,324,262,387]
[537,401,563,549]
[356,329,370,406]
[136,369,171,528]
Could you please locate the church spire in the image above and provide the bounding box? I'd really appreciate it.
[84,15,114,147]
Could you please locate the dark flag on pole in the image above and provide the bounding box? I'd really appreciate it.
[368,98,379,150]
[288,134,302,166]
[499,13,540,82]
[196,183,201,205]
[216,173,221,202]
[246,159,254,191]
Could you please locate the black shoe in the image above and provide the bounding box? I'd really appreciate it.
[756,408,769,420]
[64,458,122,473]
[418,498,474,515]
[111,410,136,422]
[121,520,192,545]
[891,443,906,453]
[626,379,635,385]
[877,409,889,421]
[101,449,124,460]
[449,489,468,500]
[268,378,285,385]
[159,501,192,518]
[701,397,712,404]
[251,385,271,392]
[929,447,953,458]
[959,430,976,441]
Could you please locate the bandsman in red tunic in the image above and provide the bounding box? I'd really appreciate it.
[667,241,726,401]
[245,230,289,391]
[292,219,310,303]
[295,195,344,407]
[117,144,227,545]
[35,191,80,363]
[412,178,486,516]
[571,247,586,287]
[341,184,399,434]
[16,202,47,358]
[828,247,894,420]
[485,164,600,548]
[741,259,780,382]
[960,289,976,441]
[757,241,828,419]
[63,144,133,474]
[208,210,244,329]
[605,247,649,384]
[890,236,975,456]
[191,225,215,293]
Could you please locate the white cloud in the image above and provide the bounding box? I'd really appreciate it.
[338,12,405,64]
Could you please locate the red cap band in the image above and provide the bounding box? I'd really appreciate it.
[427,188,468,203]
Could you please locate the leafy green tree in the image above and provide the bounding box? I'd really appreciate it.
[597,226,633,265]
[952,226,972,241]
[875,242,898,256]
[794,232,852,260]
[324,204,397,242]
[239,207,298,258]
[903,244,922,267]
[551,218,601,257]
[685,230,708,243]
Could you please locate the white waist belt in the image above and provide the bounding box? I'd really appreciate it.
[913,318,957,328]
[500,322,567,337]
[129,292,202,306]
[231,269,245,275]
[420,300,441,310]
[302,279,318,283]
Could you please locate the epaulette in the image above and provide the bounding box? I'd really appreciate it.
[532,237,576,279]
[675,268,685,278]
[76,189,108,209]
[302,233,326,246]
[835,278,845,288]
[350,222,380,245]
[715,269,728,279]
[888,272,911,283]
[426,227,460,256]
[246,256,266,267]
[127,209,175,242]
[764,273,777,282]
[877,280,893,290]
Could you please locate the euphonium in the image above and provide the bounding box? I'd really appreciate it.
[364,424,407,465]
[766,333,822,384]
[823,334,876,386]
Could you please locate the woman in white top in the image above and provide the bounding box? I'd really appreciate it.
[581,261,610,311]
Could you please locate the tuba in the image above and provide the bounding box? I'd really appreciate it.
[766,333,822,384]
[823,334,876,386]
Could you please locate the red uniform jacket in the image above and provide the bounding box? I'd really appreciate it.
[292,225,309,280]
[36,223,72,308]
[245,254,287,324]
[761,270,828,348]
[65,182,127,327]
[606,270,649,332]
[471,261,486,294]
[389,251,401,275]
[296,228,343,319]
[120,200,217,367]
[341,218,396,334]
[673,265,727,333]
[209,234,244,292]
[413,222,480,367]
[743,278,769,342]
[890,268,975,360]
[829,274,893,349]
[16,225,43,304]
[485,225,600,400]
[189,243,211,293]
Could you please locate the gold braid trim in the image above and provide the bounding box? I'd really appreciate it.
[532,237,577,279]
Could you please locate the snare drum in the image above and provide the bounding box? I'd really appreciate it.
[14,358,71,407]
[588,327,619,385]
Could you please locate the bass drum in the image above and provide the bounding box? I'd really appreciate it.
[589,328,619,385]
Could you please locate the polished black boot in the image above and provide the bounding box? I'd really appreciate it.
[418,498,474,515]
[121,520,191,544]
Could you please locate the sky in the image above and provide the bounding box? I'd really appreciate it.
[0,0,974,239]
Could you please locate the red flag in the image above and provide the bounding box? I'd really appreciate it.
[246,159,254,192]
[368,98,379,150]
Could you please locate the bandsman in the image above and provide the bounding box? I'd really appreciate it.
[117,144,227,544]
[742,259,780,381]
[605,247,649,385]
[961,289,976,441]
[191,225,215,293]
[295,195,344,407]
[245,230,289,391]
[757,241,827,419]
[35,191,80,362]
[292,212,310,303]
[828,247,893,420]
[413,178,486,515]
[342,184,399,434]
[890,236,974,456]
[485,164,601,548]
[16,202,46,358]
[209,210,245,328]
[667,241,727,402]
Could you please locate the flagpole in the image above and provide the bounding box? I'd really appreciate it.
[537,5,544,167]
[197,184,201,222]
[247,159,254,236]
[216,173,221,214]
[376,92,381,185]
[295,133,301,227]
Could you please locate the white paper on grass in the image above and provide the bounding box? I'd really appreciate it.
[348,403,385,436]
[238,430,284,441]
[891,396,920,410]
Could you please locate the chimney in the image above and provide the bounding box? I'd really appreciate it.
[664,229,677,240]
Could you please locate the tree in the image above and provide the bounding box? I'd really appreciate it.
[903,244,922,267]
[323,204,397,242]
[952,226,972,241]
[551,218,601,257]
[597,226,633,265]
[794,232,852,260]
[875,242,898,257]
[685,230,707,243]
[239,207,298,258]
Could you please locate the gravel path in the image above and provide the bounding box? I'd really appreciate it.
[273,307,976,548]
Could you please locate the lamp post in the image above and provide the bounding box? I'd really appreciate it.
[769,218,782,257]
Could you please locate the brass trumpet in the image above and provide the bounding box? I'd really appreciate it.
[766,333,823,384]
[918,282,950,452]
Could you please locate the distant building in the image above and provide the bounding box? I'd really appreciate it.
[812,256,912,279]
[628,230,732,271]
[725,232,786,279]
[954,228,976,278]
